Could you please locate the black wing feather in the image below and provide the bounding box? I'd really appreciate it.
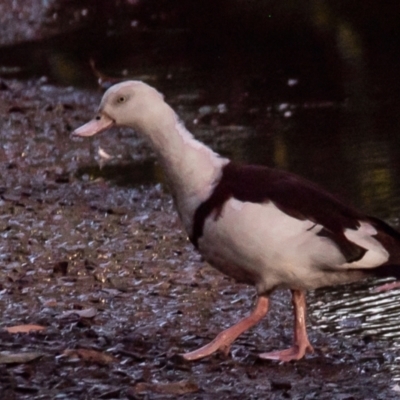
[192,162,367,262]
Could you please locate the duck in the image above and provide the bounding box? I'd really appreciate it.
[73,80,400,362]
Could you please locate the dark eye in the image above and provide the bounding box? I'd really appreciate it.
[117,96,126,103]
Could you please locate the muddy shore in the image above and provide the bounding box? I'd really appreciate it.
[0,78,398,399]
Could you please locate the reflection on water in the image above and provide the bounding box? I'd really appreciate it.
[310,279,400,340]
[77,160,160,187]
[309,279,400,381]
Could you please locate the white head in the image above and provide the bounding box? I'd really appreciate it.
[73,80,166,137]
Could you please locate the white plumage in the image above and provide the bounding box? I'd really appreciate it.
[73,80,400,362]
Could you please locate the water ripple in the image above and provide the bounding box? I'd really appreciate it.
[310,278,400,380]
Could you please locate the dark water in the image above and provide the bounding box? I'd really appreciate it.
[3,20,400,381]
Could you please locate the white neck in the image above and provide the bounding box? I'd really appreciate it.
[133,102,229,232]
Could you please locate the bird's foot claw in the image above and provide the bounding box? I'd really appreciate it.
[258,343,314,362]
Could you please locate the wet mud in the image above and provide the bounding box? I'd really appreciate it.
[0,78,399,399]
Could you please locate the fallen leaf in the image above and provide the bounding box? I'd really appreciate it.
[12,364,34,379]
[392,384,400,392]
[8,105,25,113]
[42,299,58,307]
[62,348,116,364]
[60,307,97,319]
[53,261,68,275]
[134,380,199,395]
[98,147,113,169]
[5,324,46,333]
[101,288,122,296]
[98,147,112,160]
[0,352,43,364]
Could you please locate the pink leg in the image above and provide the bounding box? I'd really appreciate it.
[373,281,400,292]
[259,290,314,362]
[182,296,269,361]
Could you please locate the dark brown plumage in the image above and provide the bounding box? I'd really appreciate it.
[73,81,400,362]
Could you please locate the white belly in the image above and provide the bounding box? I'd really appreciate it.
[196,199,382,294]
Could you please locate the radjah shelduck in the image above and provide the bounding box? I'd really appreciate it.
[73,81,400,362]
